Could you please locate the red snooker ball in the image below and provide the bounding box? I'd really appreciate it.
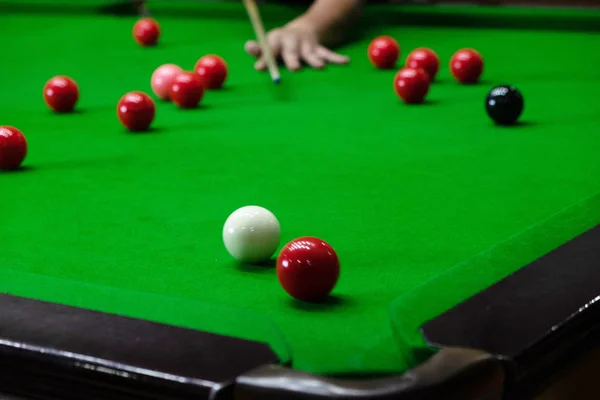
[170,72,204,109]
[117,91,156,131]
[0,126,27,171]
[133,18,160,47]
[276,236,340,302]
[43,76,79,113]
[194,55,228,90]
[393,67,430,104]
[394,68,429,104]
[406,48,440,82]
[368,36,400,70]
[450,48,484,84]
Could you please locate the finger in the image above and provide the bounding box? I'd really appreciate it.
[254,58,267,71]
[280,36,301,71]
[300,42,325,69]
[245,40,262,58]
[317,47,350,64]
[253,31,283,71]
[267,30,283,59]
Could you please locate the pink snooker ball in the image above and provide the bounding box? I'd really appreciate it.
[151,64,183,100]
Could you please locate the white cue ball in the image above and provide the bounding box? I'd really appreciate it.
[223,205,281,263]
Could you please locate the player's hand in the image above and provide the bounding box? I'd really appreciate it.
[244,19,349,71]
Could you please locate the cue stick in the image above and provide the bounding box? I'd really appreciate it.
[140,6,151,17]
[134,0,151,17]
[242,0,281,84]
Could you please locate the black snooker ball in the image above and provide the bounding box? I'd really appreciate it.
[485,85,524,125]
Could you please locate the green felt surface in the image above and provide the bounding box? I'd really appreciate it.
[1,1,600,375]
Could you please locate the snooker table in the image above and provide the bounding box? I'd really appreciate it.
[1,1,600,399]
